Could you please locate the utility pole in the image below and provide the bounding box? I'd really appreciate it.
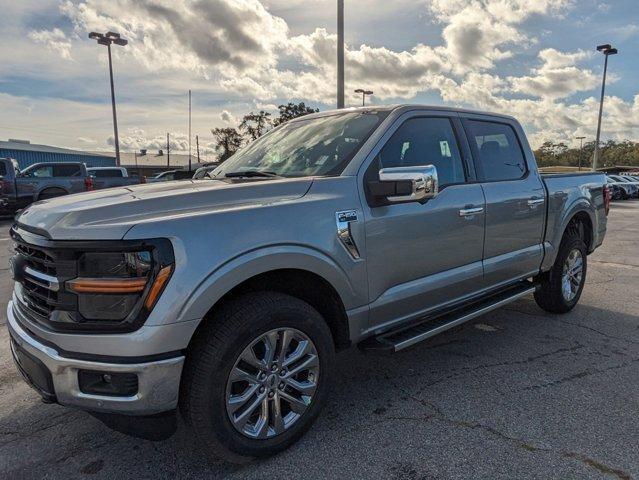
[88,31,127,166]
[188,89,192,172]
[166,132,170,167]
[575,136,586,171]
[196,135,200,163]
[593,44,618,170]
[337,0,345,109]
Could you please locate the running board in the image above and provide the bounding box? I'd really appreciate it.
[359,282,537,353]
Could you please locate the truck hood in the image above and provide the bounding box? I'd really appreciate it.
[15,178,313,240]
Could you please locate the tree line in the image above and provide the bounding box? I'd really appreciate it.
[211,102,319,161]
[534,140,639,169]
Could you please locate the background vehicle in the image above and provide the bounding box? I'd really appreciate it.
[87,166,143,190]
[193,164,219,179]
[606,176,623,200]
[0,158,93,213]
[609,175,638,198]
[7,106,608,462]
[147,169,194,182]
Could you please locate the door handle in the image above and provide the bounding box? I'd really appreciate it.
[527,198,545,207]
[459,207,484,217]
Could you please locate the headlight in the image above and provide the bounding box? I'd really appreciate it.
[60,239,174,331]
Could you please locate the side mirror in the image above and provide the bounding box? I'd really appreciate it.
[368,165,438,204]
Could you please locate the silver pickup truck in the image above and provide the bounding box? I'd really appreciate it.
[7,105,609,461]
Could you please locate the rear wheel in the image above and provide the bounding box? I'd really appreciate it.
[534,233,587,313]
[180,292,335,462]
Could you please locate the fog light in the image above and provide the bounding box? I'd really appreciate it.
[78,370,138,397]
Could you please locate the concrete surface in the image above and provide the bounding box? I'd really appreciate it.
[0,202,638,480]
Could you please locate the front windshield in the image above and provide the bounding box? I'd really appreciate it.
[212,111,388,178]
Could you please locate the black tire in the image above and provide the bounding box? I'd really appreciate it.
[534,233,587,313]
[38,188,67,200]
[180,291,335,462]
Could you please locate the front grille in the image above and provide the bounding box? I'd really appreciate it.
[12,233,78,323]
[15,243,57,276]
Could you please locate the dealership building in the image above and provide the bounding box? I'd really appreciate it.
[0,139,116,170]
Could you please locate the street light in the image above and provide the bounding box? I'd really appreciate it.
[337,0,345,109]
[575,136,586,171]
[355,89,373,106]
[593,43,618,171]
[89,31,128,166]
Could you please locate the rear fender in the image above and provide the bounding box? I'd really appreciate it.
[541,199,596,271]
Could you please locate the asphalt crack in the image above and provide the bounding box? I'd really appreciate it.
[396,387,631,480]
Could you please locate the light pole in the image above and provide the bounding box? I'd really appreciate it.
[593,43,618,171]
[355,89,373,106]
[337,0,345,109]
[575,136,586,171]
[89,31,127,166]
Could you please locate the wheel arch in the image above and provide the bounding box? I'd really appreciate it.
[179,248,359,351]
[542,204,595,271]
[36,186,69,200]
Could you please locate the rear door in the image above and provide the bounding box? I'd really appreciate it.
[90,168,124,190]
[53,164,85,193]
[462,116,546,288]
[362,112,486,332]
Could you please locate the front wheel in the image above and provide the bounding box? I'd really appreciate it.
[534,234,587,313]
[180,292,335,462]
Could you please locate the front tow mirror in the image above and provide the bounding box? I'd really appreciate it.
[369,165,438,204]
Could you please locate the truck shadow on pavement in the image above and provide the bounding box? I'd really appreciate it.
[1,298,637,479]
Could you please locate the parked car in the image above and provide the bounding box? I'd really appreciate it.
[7,105,609,462]
[621,175,639,192]
[147,169,194,182]
[0,158,93,214]
[192,164,219,179]
[609,175,638,199]
[605,176,623,200]
[87,166,143,190]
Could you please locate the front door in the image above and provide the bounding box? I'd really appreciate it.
[362,114,486,333]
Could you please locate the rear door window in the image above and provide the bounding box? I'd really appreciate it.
[92,169,123,178]
[54,164,82,177]
[0,162,6,176]
[466,120,527,181]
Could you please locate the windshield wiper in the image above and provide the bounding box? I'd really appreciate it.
[224,170,280,178]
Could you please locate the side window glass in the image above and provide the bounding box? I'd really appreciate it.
[467,120,526,181]
[54,164,81,177]
[376,117,465,186]
[33,166,54,178]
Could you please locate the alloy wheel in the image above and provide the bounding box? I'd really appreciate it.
[225,328,320,439]
[561,248,584,301]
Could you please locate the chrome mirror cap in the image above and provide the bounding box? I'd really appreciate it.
[378,165,438,203]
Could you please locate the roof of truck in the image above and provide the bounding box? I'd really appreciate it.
[292,104,516,122]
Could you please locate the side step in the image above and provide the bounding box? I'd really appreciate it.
[359,282,537,353]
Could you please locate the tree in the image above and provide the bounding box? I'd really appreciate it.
[211,127,243,162]
[273,102,319,126]
[239,110,272,141]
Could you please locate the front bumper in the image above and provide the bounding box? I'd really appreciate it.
[7,300,184,415]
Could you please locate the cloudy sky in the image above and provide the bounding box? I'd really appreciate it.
[1,0,638,157]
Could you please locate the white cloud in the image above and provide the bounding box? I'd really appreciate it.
[509,48,598,99]
[28,28,73,60]
[4,0,639,151]
[219,110,235,124]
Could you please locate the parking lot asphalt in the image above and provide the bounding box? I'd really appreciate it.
[0,201,638,480]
